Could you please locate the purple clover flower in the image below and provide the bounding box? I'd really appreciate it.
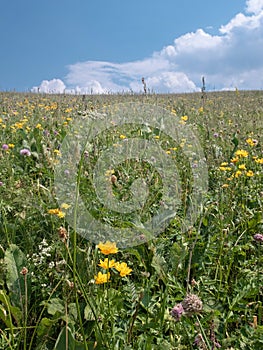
[0,181,3,186]
[2,144,9,150]
[20,148,31,156]
[253,233,263,243]
[170,303,184,321]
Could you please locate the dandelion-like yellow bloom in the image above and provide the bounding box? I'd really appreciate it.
[255,158,263,164]
[94,272,110,284]
[181,115,188,121]
[36,123,43,130]
[114,262,132,277]
[119,134,126,139]
[246,170,254,177]
[246,138,257,147]
[53,149,62,157]
[105,169,115,177]
[8,144,15,149]
[97,241,118,255]
[219,164,232,171]
[98,258,116,269]
[238,164,246,170]
[231,157,239,163]
[235,170,242,178]
[61,203,70,209]
[235,149,248,158]
[48,208,65,218]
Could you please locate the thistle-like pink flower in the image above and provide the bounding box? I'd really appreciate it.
[170,303,184,321]
[20,148,31,156]
[253,233,263,243]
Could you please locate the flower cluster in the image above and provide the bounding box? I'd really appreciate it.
[48,208,65,218]
[171,294,203,321]
[94,241,132,284]
[218,146,262,183]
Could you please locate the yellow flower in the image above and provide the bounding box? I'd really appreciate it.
[57,211,65,218]
[97,241,118,255]
[246,170,254,177]
[53,149,62,157]
[230,157,239,163]
[235,170,242,178]
[105,169,115,177]
[238,164,246,170]
[222,184,229,188]
[255,158,263,164]
[114,262,132,277]
[221,162,228,166]
[235,149,248,158]
[98,258,116,269]
[8,143,15,149]
[246,138,257,147]
[119,134,126,139]
[94,271,110,284]
[61,203,70,209]
[36,123,43,130]
[220,165,232,171]
[48,208,65,218]
[181,115,188,121]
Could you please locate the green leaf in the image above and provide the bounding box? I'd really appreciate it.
[54,326,86,350]
[84,303,96,321]
[4,244,29,310]
[37,317,58,337]
[0,289,22,327]
[46,298,65,316]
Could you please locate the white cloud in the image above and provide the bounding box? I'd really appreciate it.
[31,79,66,94]
[246,0,263,14]
[32,2,263,93]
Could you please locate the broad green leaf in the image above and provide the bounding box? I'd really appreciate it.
[4,244,29,310]
[54,326,86,350]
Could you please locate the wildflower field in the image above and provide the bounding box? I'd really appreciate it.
[0,90,262,349]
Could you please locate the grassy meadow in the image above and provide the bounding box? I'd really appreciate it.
[0,90,262,349]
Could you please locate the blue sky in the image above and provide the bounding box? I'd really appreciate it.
[1,0,263,93]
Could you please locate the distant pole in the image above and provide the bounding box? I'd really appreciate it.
[201,76,206,109]
[142,77,147,94]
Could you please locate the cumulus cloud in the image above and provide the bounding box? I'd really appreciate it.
[31,79,66,93]
[32,1,263,93]
[246,0,263,14]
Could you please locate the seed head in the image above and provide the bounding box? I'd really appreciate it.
[181,294,203,315]
[58,226,68,242]
[20,267,28,276]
